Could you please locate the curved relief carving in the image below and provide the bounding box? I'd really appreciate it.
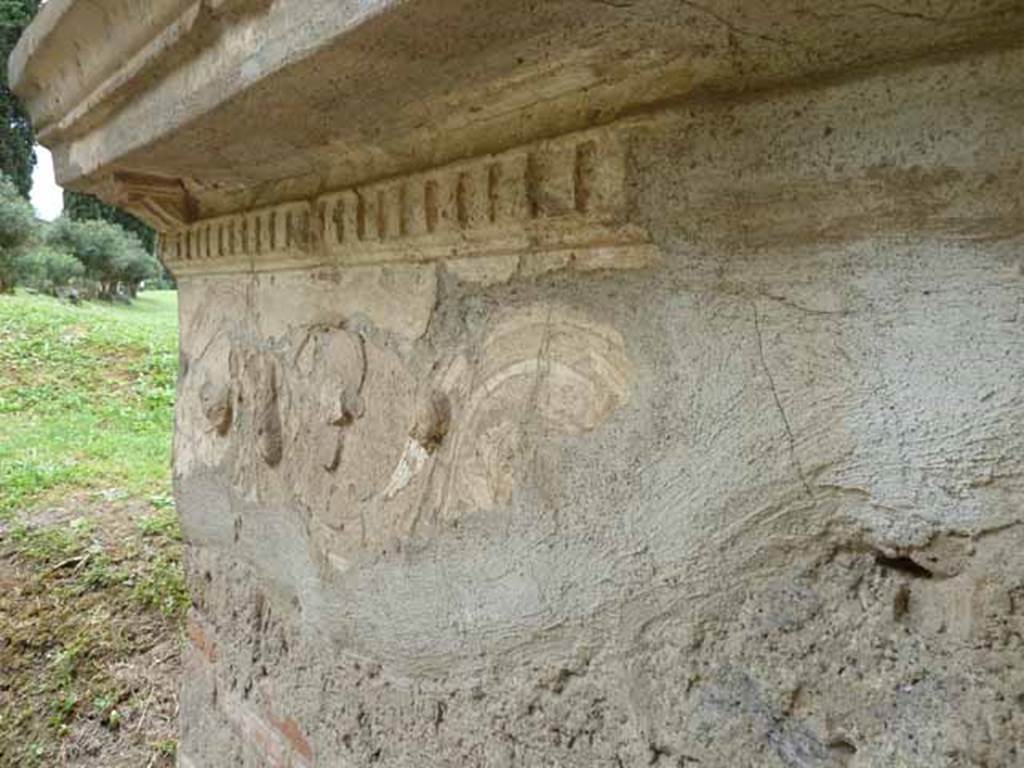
[287,326,366,473]
[175,332,235,477]
[228,349,285,500]
[424,306,634,522]
[280,325,418,541]
[182,306,633,569]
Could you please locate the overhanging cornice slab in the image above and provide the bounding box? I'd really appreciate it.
[11,0,1024,233]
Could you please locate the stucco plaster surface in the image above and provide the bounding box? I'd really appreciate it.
[10,2,1024,766]
[167,49,1024,766]
[11,0,1024,223]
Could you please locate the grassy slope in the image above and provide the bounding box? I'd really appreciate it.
[0,291,178,516]
[0,291,185,767]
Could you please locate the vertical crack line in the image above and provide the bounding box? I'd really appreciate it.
[487,163,501,224]
[398,183,409,238]
[526,151,542,219]
[523,306,555,436]
[574,141,596,214]
[376,189,387,241]
[353,329,369,400]
[752,302,813,497]
[332,199,345,244]
[456,172,471,229]
[424,180,439,234]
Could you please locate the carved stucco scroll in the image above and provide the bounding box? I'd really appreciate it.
[173,127,649,570]
[180,304,634,571]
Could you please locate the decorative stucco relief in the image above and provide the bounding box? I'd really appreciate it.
[415,306,634,521]
[160,130,658,278]
[180,304,634,570]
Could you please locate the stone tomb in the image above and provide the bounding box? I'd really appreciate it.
[11,1,1024,765]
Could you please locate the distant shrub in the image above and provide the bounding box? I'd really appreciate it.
[0,173,38,292]
[16,246,84,294]
[46,216,160,299]
[0,172,164,301]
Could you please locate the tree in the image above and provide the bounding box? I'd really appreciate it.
[0,0,41,197]
[46,216,156,299]
[0,172,38,291]
[64,190,157,254]
[15,246,83,294]
[111,243,160,297]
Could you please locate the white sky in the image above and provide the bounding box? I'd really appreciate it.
[31,145,64,221]
[28,3,62,221]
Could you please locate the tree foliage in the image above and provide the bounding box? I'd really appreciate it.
[0,172,37,291]
[65,190,157,254]
[0,165,161,299]
[46,217,160,298]
[0,1,167,302]
[0,0,40,197]
[15,245,84,294]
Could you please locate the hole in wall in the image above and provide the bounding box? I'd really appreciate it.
[875,554,933,579]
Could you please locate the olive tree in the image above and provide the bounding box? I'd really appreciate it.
[15,246,84,294]
[46,216,158,299]
[0,173,37,292]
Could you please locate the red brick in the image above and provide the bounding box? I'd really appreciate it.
[187,613,218,663]
[272,716,314,763]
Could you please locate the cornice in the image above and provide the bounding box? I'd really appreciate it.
[161,130,658,278]
[12,0,1024,236]
[9,0,200,141]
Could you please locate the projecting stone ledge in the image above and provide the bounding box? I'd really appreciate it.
[13,2,1024,766]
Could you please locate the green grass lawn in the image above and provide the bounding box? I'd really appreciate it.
[0,290,184,767]
[0,291,178,517]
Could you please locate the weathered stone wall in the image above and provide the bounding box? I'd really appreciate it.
[174,46,1023,767]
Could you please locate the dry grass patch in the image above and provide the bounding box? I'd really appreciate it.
[0,291,184,766]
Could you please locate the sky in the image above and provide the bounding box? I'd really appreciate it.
[31,145,64,221]
[26,1,61,220]
[28,4,62,220]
